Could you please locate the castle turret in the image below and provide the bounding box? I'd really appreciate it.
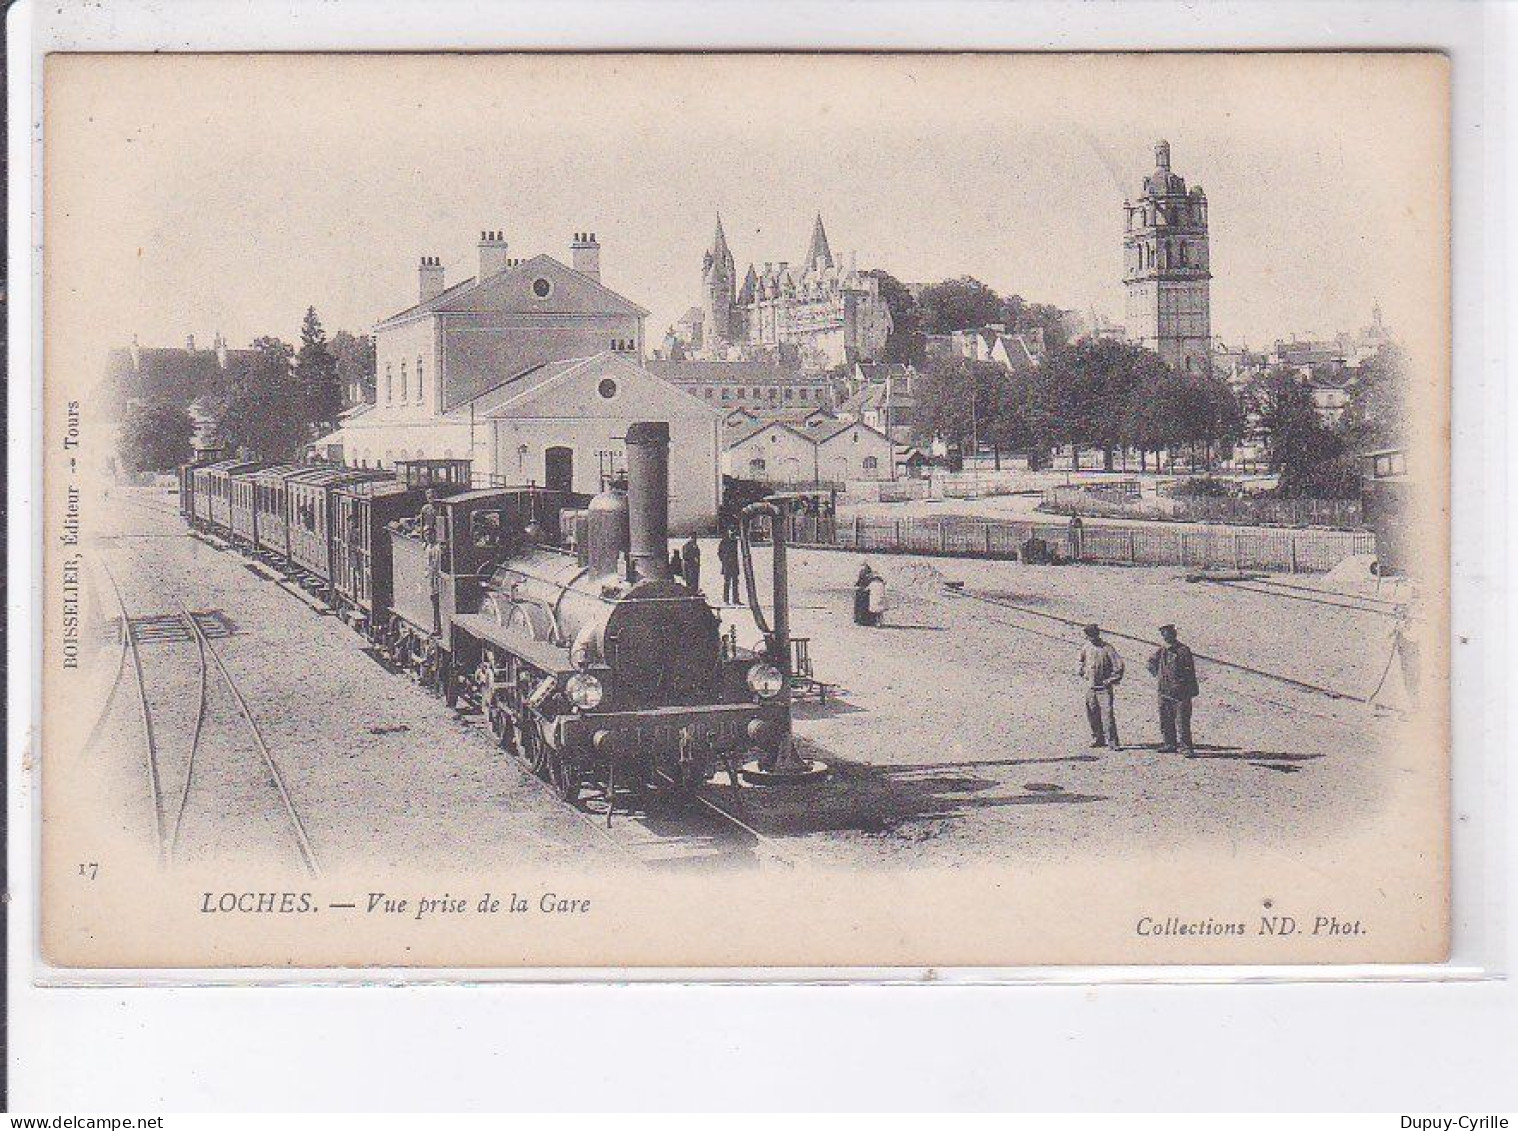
[701,213,736,356]
[1123,139,1212,374]
[805,212,834,272]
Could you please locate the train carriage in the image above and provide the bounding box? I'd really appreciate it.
[287,467,390,588]
[228,467,269,550]
[251,464,315,565]
[392,458,472,493]
[177,421,802,817]
[177,463,197,523]
[331,472,469,634]
[194,459,263,536]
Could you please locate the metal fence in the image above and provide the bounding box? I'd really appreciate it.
[786,514,1375,574]
[1041,485,1364,530]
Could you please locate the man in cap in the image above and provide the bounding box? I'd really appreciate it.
[1147,624,1200,754]
[1078,623,1125,750]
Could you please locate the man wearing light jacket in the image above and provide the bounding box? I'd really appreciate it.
[1079,623,1125,751]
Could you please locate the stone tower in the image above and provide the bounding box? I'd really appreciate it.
[1123,140,1212,374]
[701,213,736,356]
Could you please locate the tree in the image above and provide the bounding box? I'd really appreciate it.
[914,357,1059,470]
[1340,343,1408,452]
[1244,368,1355,497]
[863,269,925,364]
[329,330,377,407]
[118,400,195,473]
[918,276,1004,335]
[1000,294,1074,352]
[218,336,303,459]
[914,358,1010,462]
[1039,338,1169,469]
[296,307,342,433]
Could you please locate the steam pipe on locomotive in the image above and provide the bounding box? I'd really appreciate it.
[733,496,829,784]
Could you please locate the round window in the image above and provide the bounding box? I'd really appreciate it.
[598,378,618,400]
[532,277,553,299]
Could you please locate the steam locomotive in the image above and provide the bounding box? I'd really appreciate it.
[179,422,795,807]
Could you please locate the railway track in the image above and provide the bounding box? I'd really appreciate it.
[1198,575,1405,618]
[95,556,169,863]
[96,543,323,875]
[107,494,801,871]
[451,702,799,870]
[940,582,1385,708]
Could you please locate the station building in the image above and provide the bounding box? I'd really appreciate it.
[326,229,722,532]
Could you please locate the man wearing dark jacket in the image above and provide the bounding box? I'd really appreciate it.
[1148,624,1200,754]
[681,534,702,592]
[717,528,742,605]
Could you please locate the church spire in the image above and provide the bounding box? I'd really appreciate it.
[805,212,834,270]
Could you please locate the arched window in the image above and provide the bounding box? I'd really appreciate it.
[399,361,408,402]
[385,364,393,404]
[416,356,423,402]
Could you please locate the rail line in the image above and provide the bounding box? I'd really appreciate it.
[95,556,169,862]
[941,583,1380,706]
[79,559,133,758]
[119,487,802,870]
[167,607,211,860]
[1199,576,1403,618]
[105,540,323,876]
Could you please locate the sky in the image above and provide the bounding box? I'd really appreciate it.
[45,53,1447,369]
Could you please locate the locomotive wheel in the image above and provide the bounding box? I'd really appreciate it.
[512,714,549,778]
[549,750,582,804]
[488,703,512,747]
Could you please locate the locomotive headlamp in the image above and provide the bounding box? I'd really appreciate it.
[564,672,604,709]
[746,662,785,699]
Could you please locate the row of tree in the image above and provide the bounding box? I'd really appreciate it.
[911,337,1410,497]
[913,338,1241,472]
[117,308,374,472]
[864,272,1072,365]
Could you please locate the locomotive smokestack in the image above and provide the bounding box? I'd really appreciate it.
[625,421,671,580]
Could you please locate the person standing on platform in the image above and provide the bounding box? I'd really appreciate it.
[681,534,702,592]
[718,527,742,605]
[1078,623,1124,750]
[1148,624,1200,754]
[669,546,684,582]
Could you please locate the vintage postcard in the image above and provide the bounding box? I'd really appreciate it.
[38,51,1449,970]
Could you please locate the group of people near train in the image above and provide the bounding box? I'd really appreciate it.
[1079,622,1201,755]
[669,528,745,605]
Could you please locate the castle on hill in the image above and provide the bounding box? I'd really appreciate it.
[683,213,893,370]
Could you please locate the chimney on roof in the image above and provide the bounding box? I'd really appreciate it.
[478,229,509,279]
[419,255,445,302]
[571,231,601,283]
[185,334,196,352]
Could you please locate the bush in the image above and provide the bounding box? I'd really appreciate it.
[1168,476,1237,499]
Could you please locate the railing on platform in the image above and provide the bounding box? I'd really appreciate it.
[784,514,1374,574]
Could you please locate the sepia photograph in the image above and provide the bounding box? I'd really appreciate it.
[37,50,1450,970]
